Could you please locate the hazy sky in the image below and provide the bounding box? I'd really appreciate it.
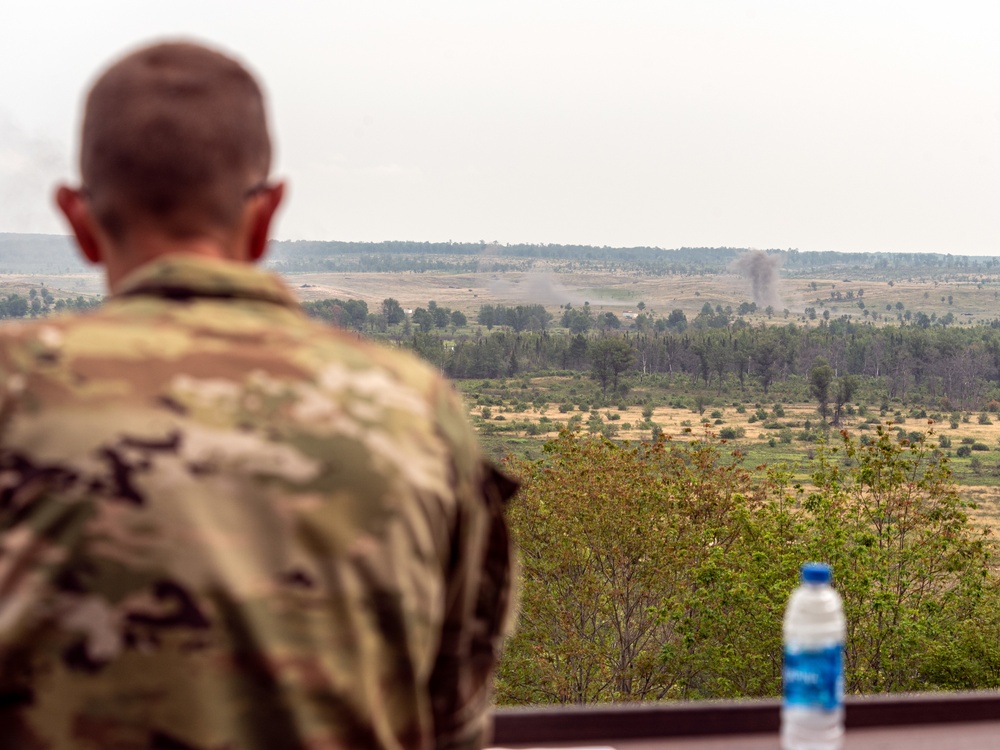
[1,1,997,254]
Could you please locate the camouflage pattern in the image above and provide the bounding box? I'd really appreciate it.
[0,255,516,750]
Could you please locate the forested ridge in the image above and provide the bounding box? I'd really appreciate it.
[4,232,1000,280]
[271,240,1000,278]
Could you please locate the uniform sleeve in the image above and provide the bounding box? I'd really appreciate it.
[427,382,518,750]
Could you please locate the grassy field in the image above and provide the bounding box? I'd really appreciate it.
[455,372,1000,533]
[2,257,998,327]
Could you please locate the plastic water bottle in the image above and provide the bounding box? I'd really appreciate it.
[781,562,846,750]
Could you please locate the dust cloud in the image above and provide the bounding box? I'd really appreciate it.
[731,250,783,309]
[488,272,583,305]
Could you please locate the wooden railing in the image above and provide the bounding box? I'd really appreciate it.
[493,691,1000,747]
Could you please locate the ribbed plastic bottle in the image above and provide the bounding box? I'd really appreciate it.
[781,562,846,750]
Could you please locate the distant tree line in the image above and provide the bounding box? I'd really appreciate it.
[0,288,100,319]
[303,295,1000,410]
[1,233,999,279]
[302,297,469,335]
[477,304,552,332]
[262,239,1000,280]
[301,298,370,331]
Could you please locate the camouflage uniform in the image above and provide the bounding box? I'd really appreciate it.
[0,255,515,750]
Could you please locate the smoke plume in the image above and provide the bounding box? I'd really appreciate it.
[0,112,68,234]
[731,250,783,309]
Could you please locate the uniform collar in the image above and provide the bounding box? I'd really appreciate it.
[113,254,299,308]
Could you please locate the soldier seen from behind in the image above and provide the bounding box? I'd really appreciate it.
[0,41,516,750]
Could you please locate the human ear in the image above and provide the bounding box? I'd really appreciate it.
[54,185,103,265]
[247,181,285,262]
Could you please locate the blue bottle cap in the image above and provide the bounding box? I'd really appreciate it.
[801,562,832,584]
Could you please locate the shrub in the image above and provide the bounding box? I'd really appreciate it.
[972,443,990,452]
[499,427,996,703]
[978,413,992,425]
[956,446,972,457]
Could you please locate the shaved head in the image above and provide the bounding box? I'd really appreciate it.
[81,42,271,240]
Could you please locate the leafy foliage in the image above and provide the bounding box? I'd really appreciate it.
[804,427,993,692]
[497,427,998,705]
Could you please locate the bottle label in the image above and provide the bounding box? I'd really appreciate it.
[783,643,843,711]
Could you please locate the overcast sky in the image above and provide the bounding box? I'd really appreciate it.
[1,1,997,254]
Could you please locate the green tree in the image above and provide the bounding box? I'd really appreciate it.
[804,428,992,692]
[477,304,496,330]
[428,300,450,329]
[381,297,405,325]
[561,304,593,334]
[498,431,788,704]
[809,357,834,420]
[832,375,858,426]
[589,337,633,393]
[662,309,687,332]
[600,312,621,330]
[411,307,433,333]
